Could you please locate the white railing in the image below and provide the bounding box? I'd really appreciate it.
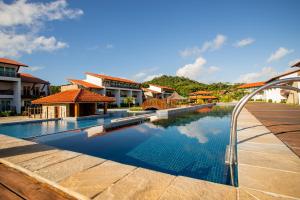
[225,77,300,185]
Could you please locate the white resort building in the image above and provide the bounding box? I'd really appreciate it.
[0,58,50,114]
[238,65,300,104]
[142,84,175,99]
[63,72,143,107]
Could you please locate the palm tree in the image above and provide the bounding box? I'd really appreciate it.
[123,97,134,108]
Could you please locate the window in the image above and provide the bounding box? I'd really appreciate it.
[23,86,31,96]
[0,66,4,76]
[0,100,11,111]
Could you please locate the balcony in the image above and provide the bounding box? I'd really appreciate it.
[0,90,14,95]
[0,71,17,77]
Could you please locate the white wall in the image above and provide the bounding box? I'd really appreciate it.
[149,85,162,93]
[85,74,103,86]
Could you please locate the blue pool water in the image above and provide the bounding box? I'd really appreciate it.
[0,112,136,138]
[34,106,234,185]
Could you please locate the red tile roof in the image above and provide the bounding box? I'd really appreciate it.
[237,82,265,89]
[32,89,115,104]
[189,91,213,95]
[142,88,162,94]
[266,68,300,83]
[20,73,49,84]
[291,61,300,68]
[149,84,174,91]
[0,58,28,67]
[190,95,218,99]
[86,72,139,84]
[69,79,103,89]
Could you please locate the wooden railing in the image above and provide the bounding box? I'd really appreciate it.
[142,98,174,110]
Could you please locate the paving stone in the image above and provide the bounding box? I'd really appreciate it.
[94,168,175,200]
[36,154,105,182]
[19,150,81,171]
[238,150,300,172]
[241,187,297,200]
[238,189,257,200]
[239,164,300,198]
[159,176,237,200]
[0,142,58,164]
[59,160,136,198]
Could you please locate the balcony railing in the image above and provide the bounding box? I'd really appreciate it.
[0,90,14,95]
[0,71,17,77]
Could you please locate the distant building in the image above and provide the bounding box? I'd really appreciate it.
[143,84,175,99]
[238,68,300,104]
[0,58,50,113]
[189,91,218,103]
[32,89,114,118]
[63,72,143,107]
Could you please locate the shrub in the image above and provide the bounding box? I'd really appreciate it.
[268,99,272,103]
[129,107,143,111]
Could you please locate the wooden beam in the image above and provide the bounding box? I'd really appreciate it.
[74,103,79,117]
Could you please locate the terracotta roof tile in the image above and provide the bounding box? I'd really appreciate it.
[237,82,265,89]
[86,72,139,84]
[189,95,218,99]
[20,73,49,84]
[149,84,174,91]
[189,91,213,95]
[0,58,28,67]
[32,89,115,104]
[69,79,103,89]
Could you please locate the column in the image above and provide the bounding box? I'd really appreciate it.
[103,103,108,114]
[13,80,21,114]
[115,89,121,107]
[137,91,143,106]
[74,103,80,117]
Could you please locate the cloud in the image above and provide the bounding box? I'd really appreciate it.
[0,0,83,27]
[20,66,44,72]
[234,38,255,47]
[132,67,161,82]
[288,58,300,66]
[236,67,277,83]
[267,47,293,63]
[0,0,82,57]
[176,56,220,81]
[180,34,227,57]
[106,44,114,49]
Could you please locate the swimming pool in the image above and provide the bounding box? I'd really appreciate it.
[34,106,235,185]
[0,111,138,138]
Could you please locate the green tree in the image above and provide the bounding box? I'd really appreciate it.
[50,85,61,94]
[124,97,134,108]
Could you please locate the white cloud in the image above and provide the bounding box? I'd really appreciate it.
[236,67,277,83]
[0,0,82,57]
[234,38,255,47]
[288,58,300,66]
[106,44,114,49]
[0,0,83,27]
[132,67,161,82]
[176,56,220,81]
[267,47,293,63]
[180,34,227,57]
[20,66,44,72]
[0,32,68,57]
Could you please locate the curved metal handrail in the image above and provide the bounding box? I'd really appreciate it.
[226,77,300,166]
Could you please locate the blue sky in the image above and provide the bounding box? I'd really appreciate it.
[0,0,299,85]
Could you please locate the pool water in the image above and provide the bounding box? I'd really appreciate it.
[0,111,136,139]
[35,106,234,185]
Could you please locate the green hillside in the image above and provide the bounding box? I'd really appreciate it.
[143,75,241,97]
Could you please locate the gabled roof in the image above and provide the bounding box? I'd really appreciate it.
[86,72,139,84]
[32,89,115,104]
[237,82,265,89]
[20,73,49,84]
[291,61,300,68]
[0,58,28,67]
[142,88,161,94]
[69,79,103,89]
[149,84,174,91]
[266,68,300,83]
[189,91,213,95]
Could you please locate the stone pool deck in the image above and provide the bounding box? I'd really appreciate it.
[0,107,299,199]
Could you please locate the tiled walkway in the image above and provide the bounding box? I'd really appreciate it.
[237,108,300,200]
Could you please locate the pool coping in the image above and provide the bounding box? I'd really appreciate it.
[0,117,61,126]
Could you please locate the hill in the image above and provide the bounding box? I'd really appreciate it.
[143,75,240,97]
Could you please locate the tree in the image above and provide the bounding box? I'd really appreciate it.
[124,97,134,108]
[50,85,61,94]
